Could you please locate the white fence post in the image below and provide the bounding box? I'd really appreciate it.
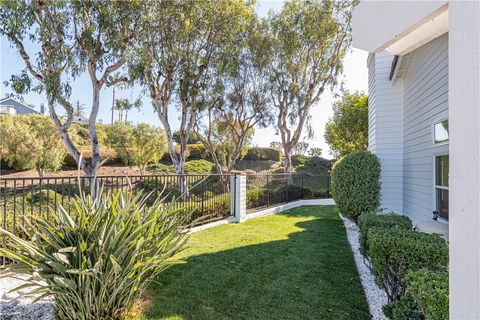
[230,174,246,222]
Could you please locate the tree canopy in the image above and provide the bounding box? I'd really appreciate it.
[325,91,368,157]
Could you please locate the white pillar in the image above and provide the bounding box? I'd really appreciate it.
[230,174,246,222]
[449,2,480,319]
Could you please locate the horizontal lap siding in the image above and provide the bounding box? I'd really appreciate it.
[402,33,449,224]
[369,52,404,213]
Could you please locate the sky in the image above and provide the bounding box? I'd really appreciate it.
[0,0,368,159]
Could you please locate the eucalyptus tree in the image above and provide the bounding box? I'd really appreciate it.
[267,0,354,173]
[197,20,273,175]
[132,0,254,196]
[0,0,143,177]
[132,1,253,170]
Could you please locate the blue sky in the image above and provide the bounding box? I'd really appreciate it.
[0,0,367,159]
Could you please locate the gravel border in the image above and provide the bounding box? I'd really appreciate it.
[340,214,388,320]
[0,274,54,320]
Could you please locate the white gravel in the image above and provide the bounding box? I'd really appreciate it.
[0,274,54,320]
[341,214,388,320]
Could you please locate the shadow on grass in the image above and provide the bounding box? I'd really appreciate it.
[139,206,370,320]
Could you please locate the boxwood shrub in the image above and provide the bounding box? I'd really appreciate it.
[383,269,449,320]
[358,212,412,256]
[368,228,448,302]
[331,151,381,220]
[406,269,449,320]
[383,293,424,320]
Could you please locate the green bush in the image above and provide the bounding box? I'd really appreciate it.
[406,270,449,320]
[275,184,312,202]
[0,190,187,320]
[331,151,381,220]
[187,143,210,159]
[243,147,282,161]
[183,160,215,174]
[383,293,423,320]
[147,163,175,174]
[358,212,412,256]
[368,228,448,301]
[292,155,332,173]
[246,188,268,208]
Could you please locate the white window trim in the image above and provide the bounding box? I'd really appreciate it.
[432,117,449,146]
[432,154,449,222]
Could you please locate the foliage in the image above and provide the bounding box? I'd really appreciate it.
[266,0,354,172]
[114,98,142,123]
[308,147,322,157]
[133,0,255,177]
[147,163,176,174]
[0,189,187,320]
[0,115,66,176]
[368,228,448,301]
[331,151,381,220]
[186,144,211,160]
[183,160,215,174]
[325,91,368,157]
[357,212,412,256]
[383,293,424,320]
[246,184,313,208]
[243,147,282,161]
[64,148,119,167]
[198,17,273,175]
[269,141,283,150]
[292,142,310,155]
[406,269,449,320]
[292,155,332,173]
[173,131,205,145]
[107,122,167,173]
[0,0,144,176]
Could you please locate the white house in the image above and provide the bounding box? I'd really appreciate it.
[352,1,479,318]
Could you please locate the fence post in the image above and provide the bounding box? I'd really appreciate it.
[230,174,246,223]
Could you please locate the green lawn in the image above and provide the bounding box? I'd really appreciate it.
[136,206,370,320]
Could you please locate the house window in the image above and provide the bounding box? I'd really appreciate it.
[435,155,449,220]
[434,120,449,144]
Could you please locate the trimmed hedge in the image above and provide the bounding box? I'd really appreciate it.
[243,147,282,161]
[358,212,412,256]
[368,228,448,302]
[383,293,424,320]
[331,151,381,220]
[383,270,449,320]
[407,270,449,320]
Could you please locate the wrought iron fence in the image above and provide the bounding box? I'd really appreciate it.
[0,174,232,234]
[0,172,330,264]
[245,173,330,213]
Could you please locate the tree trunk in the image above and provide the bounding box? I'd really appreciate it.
[36,167,45,177]
[283,146,293,184]
[111,86,115,125]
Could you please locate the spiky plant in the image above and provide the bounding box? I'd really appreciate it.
[0,187,188,320]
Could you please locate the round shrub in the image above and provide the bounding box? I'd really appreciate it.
[331,151,381,220]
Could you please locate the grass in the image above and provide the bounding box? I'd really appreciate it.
[136,205,370,320]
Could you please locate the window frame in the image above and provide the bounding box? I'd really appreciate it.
[432,118,449,146]
[433,154,449,222]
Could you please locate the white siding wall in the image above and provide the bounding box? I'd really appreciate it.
[402,34,449,224]
[368,52,404,213]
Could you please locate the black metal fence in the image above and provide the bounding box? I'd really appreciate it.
[0,174,232,234]
[0,172,330,264]
[245,173,330,213]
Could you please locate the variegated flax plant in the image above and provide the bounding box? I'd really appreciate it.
[0,179,188,320]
